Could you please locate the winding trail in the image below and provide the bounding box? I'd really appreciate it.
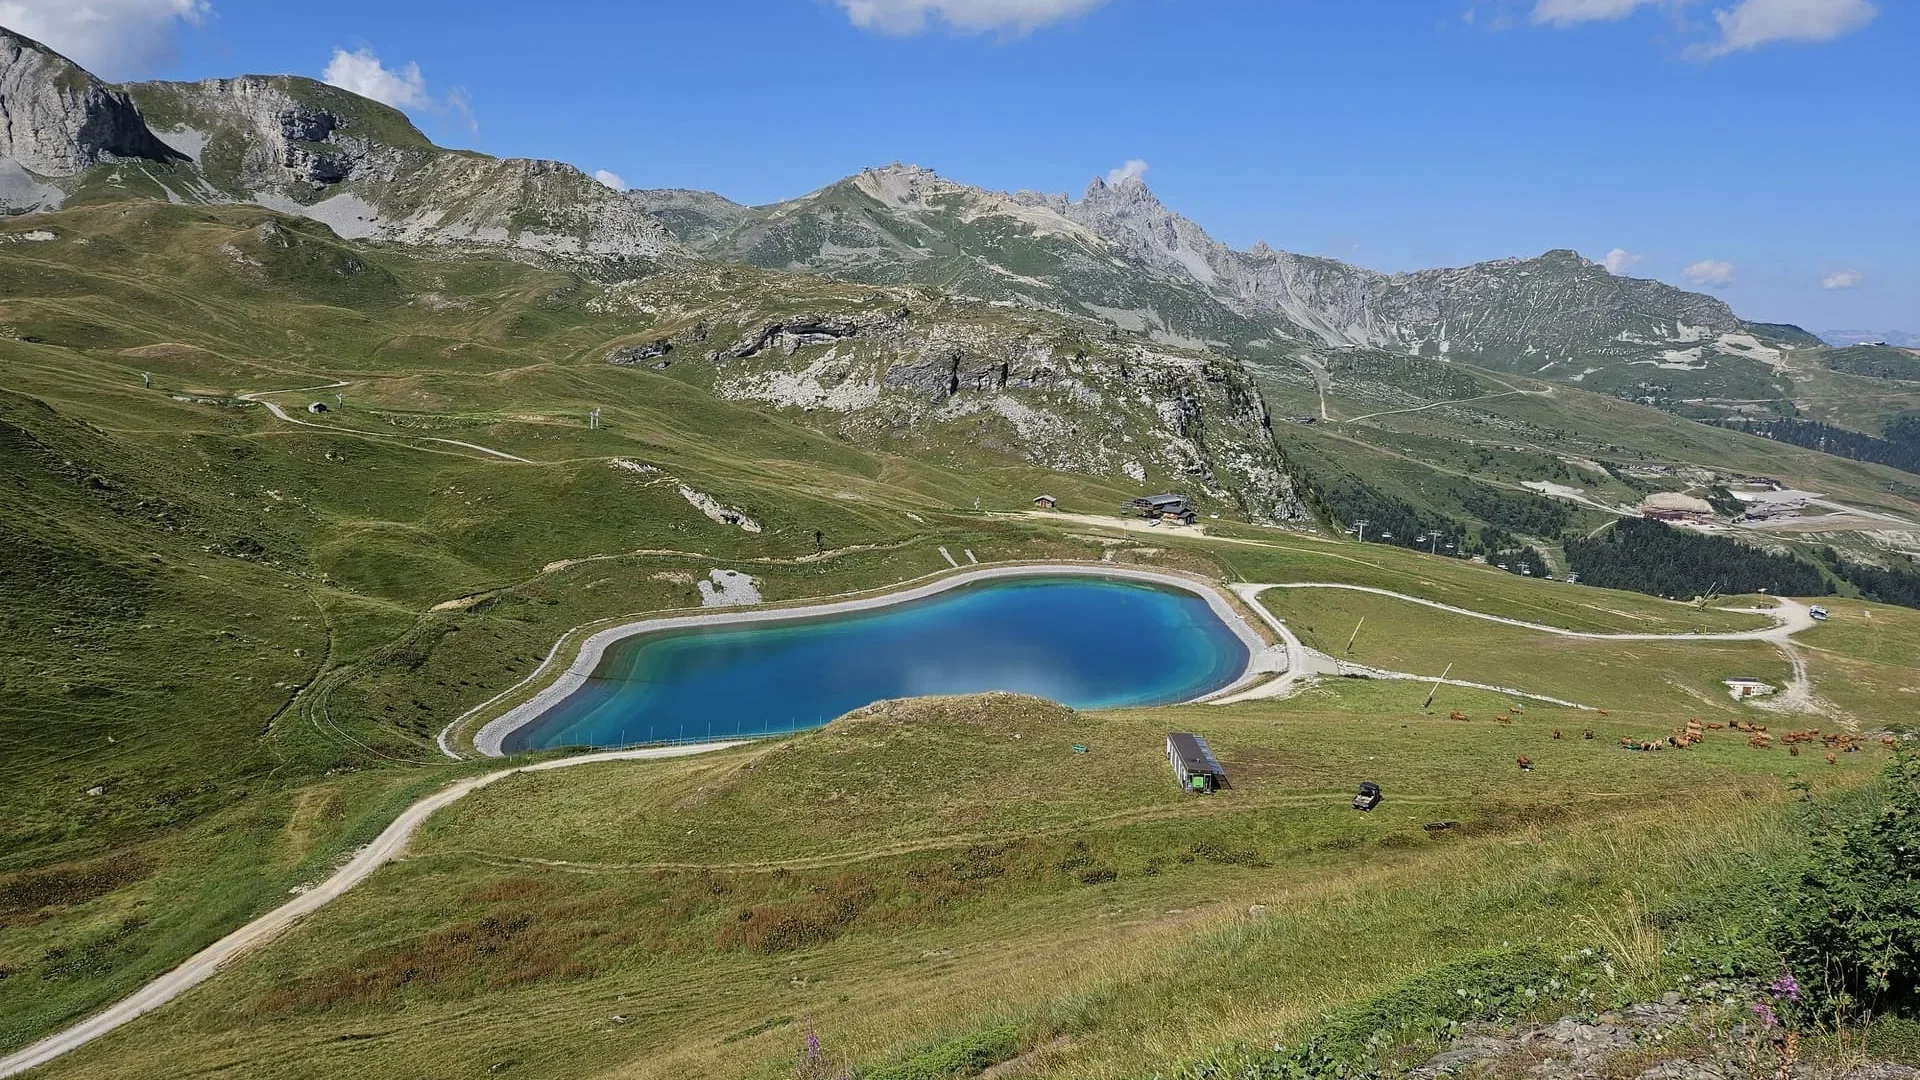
[1342,387,1544,424]
[0,743,746,1080]
[238,382,533,463]
[1217,583,1815,709]
[1248,583,1814,643]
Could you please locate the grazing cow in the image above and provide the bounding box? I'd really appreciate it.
[1553,729,1563,740]
[1583,729,1595,740]
[1790,746,1800,757]
[1827,752,1838,765]
[1517,755,1533,772]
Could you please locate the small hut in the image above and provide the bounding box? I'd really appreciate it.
[1033,494,1057,509]
[1724,677,1776,700]
[1167,732,1227,793]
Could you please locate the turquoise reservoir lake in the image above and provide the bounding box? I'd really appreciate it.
[500,575,1251,753]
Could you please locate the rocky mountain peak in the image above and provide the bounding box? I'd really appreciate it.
[0,26,184,177]
[1081,171,1157,205]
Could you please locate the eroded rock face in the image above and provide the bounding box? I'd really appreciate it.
[0,28,184,178]
[117,74,687,259]
[586,280,1310,523]
[728,314,873,358]
[607,341,673,365]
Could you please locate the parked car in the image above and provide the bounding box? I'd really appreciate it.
[1352,781,1382,811]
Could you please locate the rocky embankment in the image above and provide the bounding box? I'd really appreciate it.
[1412,991,1917,1080]
[592,272,1310,522]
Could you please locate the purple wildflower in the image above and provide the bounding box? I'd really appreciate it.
[797,1027,828,1077]
[1769,974,1801,1003]
[1752,1001,1780,1029]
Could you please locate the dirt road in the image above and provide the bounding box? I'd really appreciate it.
[0,742,746,1079]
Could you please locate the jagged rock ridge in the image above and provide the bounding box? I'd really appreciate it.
[0,27,680,260]
[643,164,1810,388]
[0,28,182,177]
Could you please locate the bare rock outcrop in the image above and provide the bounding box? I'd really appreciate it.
[0,27,184,178]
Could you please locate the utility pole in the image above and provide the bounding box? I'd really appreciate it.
[1344,617,1365,655]
[1353,519,1371,544]
[1422,662,1454,710]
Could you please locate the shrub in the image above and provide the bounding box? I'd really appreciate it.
[861,1025,1020,1080]
[1773,752,1920,1016]
[1178,947,1567,1079]
[719,874,876,954]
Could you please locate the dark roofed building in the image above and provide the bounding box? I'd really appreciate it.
[1167,732,1227,793]
[1128,493,1197,524]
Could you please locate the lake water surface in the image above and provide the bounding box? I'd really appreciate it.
[500,575,1250,752]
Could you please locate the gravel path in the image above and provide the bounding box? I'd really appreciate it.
[1223,583,1816,708]
[0,743,747,1080]
[239,382,533,463]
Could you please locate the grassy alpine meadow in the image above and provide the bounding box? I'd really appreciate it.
[19,685,1893,1079]
[1251,586,1795,717]
[3,196,1916,1079]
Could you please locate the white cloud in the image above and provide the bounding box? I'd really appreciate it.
[323,47,432,110]
[1696,0,1876,56]
[1530,0,1661,26]
[593,169,628,192]
[835,0,1112,35]
[0,0,209,80]
[1822,268,1863,290]
[1105,159,1149,186]
[1603,248,1644,275]
[322,47,477,131]
[1683,259,1737,287]
[1527,0,1875,56]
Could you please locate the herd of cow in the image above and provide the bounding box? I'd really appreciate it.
[1435,706,1893,772]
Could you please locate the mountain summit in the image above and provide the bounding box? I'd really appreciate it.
[0,32,1815,398]
[0,27,680,260]
[637,163,1807,388]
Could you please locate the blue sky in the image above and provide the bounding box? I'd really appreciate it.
[16,0,1913,331]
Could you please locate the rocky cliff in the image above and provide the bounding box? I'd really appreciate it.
[125,76,682,259]
[0,28,680,260]
[660,165,1805,394]
[0,28,181,178]
[590,267,1310,522]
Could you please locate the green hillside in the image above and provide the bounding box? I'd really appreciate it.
[3,201,1917,1079]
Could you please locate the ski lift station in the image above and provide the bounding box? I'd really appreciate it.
[1167,732,1227,793]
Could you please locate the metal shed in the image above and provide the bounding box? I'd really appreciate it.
[1166,732,1227,793]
